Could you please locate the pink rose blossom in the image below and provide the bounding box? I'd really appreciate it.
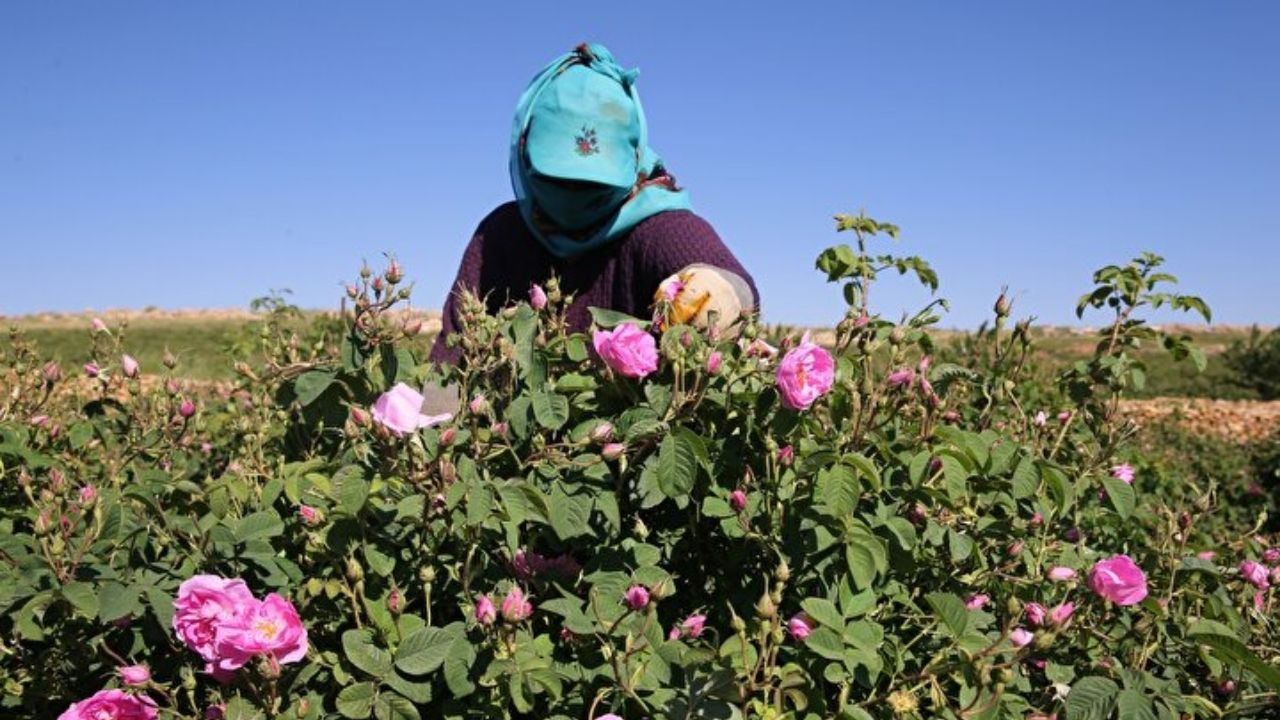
[1030,512,1044,527]
[1264,548,1280,565]
[58,689,157,720]
[679,613,706,638]
[1010,628,1034,647]
[667,627,681,641]
[501,587,533,623]
[744,338,777,358]
[1047,566,1077,582]
[297,505,321,525]
[1110,464,1135,484]
[529,283,548,310]
[595,715,623,720]
[624,585,651,611]
[775,334,836,410]
[787,613,813,641]
[121,354,140,378]
[468,394,488,415]
[777,445,794,466]
[593,323,659,379]
[887,368,915,388]
[118,664,151,685]
[1240,560,1270,590]
[79,485,98,504]
[212,593,308,672]
[173,575,256,662]
[706,351,723,375]
[1025,603,1048,627]
[730,489,748,512]
[1089,555,1149,606]
[1049,602,1075,626]
[965,594,990,610]
[475,594,496,625]
[371,383,452,435]
[91,317,108,333]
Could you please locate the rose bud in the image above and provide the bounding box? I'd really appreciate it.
[42,361,61,384]
[590,422,614,443]
[730,489,748,513]
[118,664,151,686]
[121,354,140,378]
[602,443,625,461]
[623,585,650,611]
[178,399,196,418]
[529,283,548,310]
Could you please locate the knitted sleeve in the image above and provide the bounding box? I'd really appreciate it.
[631,210,760,309]
[428,216,492,366]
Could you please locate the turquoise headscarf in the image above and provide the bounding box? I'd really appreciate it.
[510,43,692,259]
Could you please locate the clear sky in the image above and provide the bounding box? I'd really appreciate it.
[2,2,1276,328]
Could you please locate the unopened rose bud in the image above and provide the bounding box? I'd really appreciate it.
[91,317,108,333]
[889,326,905,345]
[590,422,614,443]
[730,489,748,512]
[162,349,177,369]
[706,351,723,375]
[439,427,457,446]
[178,399,196,418]
[492,421,508,438]
[775,559,791,582]
[529,283,548,310]
[994,290,1011,318]
[1064,527,1082,543]
[777,445,794,466]
[83,362,100,378]
[754,589,776,619]
[468,394,487,415]
[121,354,139,378]
[346,284,359,299]
[385,260,403,285]
[1007,540,1024,556]
[439,458,457,483]
[371,276,384,293]
[42,361,61,384]
[602,443,625,461]
[680,331,692,348]
[388,587,404,614]
[350,406,369,426]
[346,556,364,582]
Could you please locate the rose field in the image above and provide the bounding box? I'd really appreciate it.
[4,213,1280,720]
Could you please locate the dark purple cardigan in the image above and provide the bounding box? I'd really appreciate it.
[429,202,757,365]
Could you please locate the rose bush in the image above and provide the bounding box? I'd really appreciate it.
[1,220,1278,719]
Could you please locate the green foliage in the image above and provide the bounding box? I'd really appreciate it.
[1,229,1276,720]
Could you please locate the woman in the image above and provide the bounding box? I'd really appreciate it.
[429,43,757,365]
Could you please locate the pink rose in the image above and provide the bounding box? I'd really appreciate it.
[887,368,914,388]
[624,585,651,611]
[475,594,496,625]
[1089,555,1149,606]
[84,362,101,378]
[601,443,626,461]
[501,587,533,623]
[371,383,452,435]
[1264,548,1280,565]
[1010,627,1034,648]
[593,323,659,379]
[118,664,151,685]
[178,399,196,418]
[173,575,256,662]
[1197,551,1217,562]
[58,689,157,720]
[744,338,777,359]
[729,489,748,513]
[468,394,488,415]
[1025,603,1048,627]
[777,445,794,466]
[679,614,706,638]
[965,594,990,610]
[595,715,623,720]
[706,351,723,375]
[775,334,835,410]
[1240,560,1270,590]
[297,505,322,525]
[1049,602,1075,626]
[91,317,109,333]
[787,613,813,641]
[121,354,140,378]
[1110,464,1135,484]
[213,593,308,672]
[79,485,98,504]
[1047,566,1077,582]
[1058,410,1073,423]
[529,283,548,310]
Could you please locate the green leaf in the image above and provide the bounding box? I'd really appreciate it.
[588,306,650,329]
[947,529,974,563]
[803,627,845,661]
[333,465,370,515]
[1190,632,1280,690]
[395,626,453,675]
[222,697,265,720]
[233,510,284,543]
[61,581,99,618]
[925,592,969,637]
[801,598,845,630]
[548,484,592,540]
[98,581,141,622]
[374,692,421,720]
[342,629,393,678]
[1101,475,1135,520]
[295,370,337,406]
[336,682,377,719]
[845,542,877,590]
[657,428,706,498]
[1065,676,1119,720]
[1116,689,1157,720]
[1011,456,1038,499]
[531,390,570,430]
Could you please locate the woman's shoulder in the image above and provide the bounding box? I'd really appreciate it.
[627,209,720,246]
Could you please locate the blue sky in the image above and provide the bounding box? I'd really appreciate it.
[2,2,1276,328]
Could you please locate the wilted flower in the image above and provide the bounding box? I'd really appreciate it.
[529,283,548,310]
[1049,602,1075,626]
[679,614,706,638]
[777,445,794,466]
[475,594,497,625]
[121,354,139,378]
[1240,560,1270,590]
[1034,411,1047,427]
[729,489,748,513]
[775,333,835,410]
[1263,548,1280,564]
[1089,555,1149,606]
[593,323,659,379]
[1047,566,1077,582]
[371,383,451,435]
[118,664,151,686]
[624,585,651,611]
[965,594,990,610]
[887,368,914,388]
[744,338,777,359]
[787,613,813,641]
[501,587,533,623]
[58,689,157,720]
